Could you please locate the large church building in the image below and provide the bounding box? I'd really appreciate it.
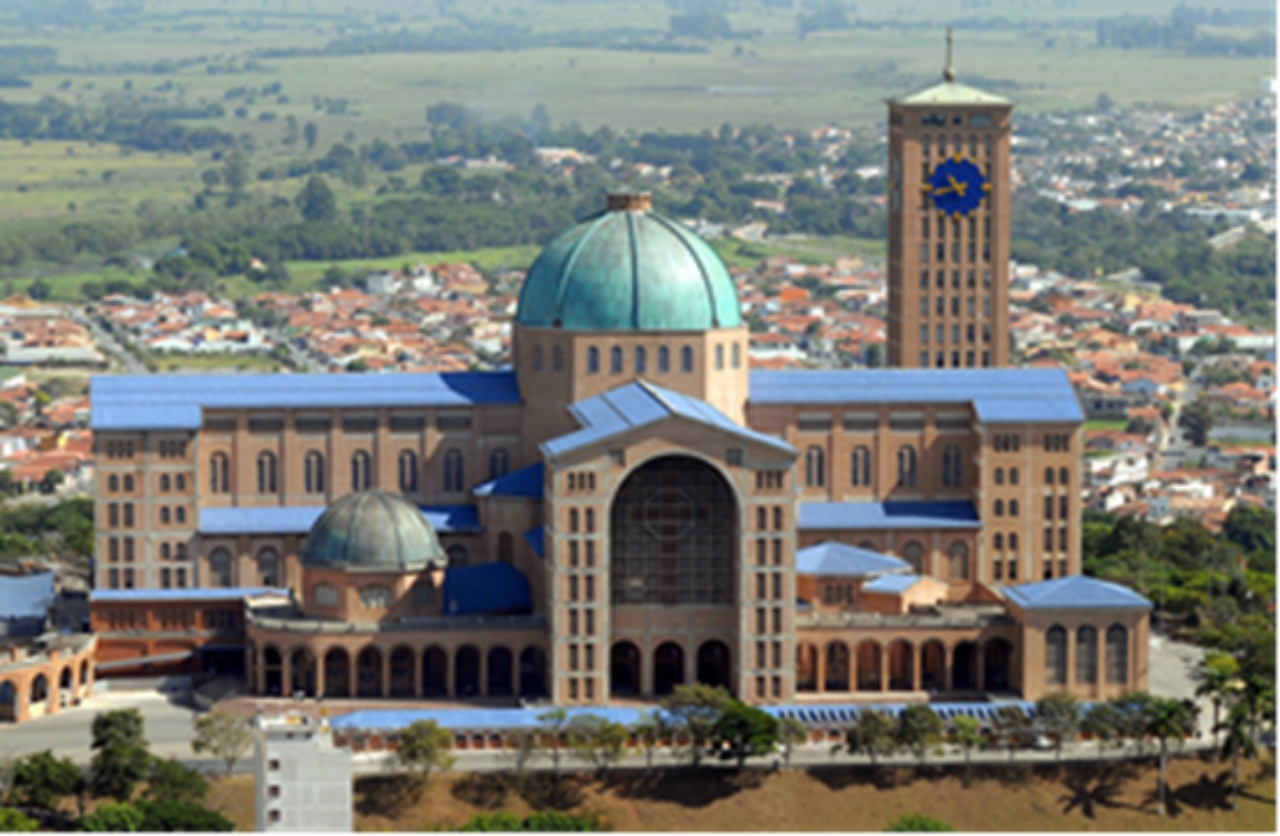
[87,68,1151,712]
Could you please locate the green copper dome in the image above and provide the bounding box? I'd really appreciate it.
[516,193,741,331]
[301,490,445,571]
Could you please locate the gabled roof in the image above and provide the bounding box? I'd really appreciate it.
[542,380,796,459]
[862,573,928,595]
[1003,575,1151,611]
[91,371,521,431]
[749,368,1083,424]
[888,79,1011,107]
[799,501,981,531]
[442,562,531,616]
[795,542,910,578]
[473,463,544,500]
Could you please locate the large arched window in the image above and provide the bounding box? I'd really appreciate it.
[351,450,371,492]
[896,446,917,488]
[489,448,510,480]
[804,446,825,488]
[1106,625,1128,684]
[398,450,418,492]
[610,456,735,605]
[610,346,623,374]
[948,541,970,580]
[635,346,647,374]
[305,451,325,494]
[901,541,924,574]
[586,346,600,374]
[258,548,281,587]
[681,345,694,373]
[657,346,670,373]
[210,453,230,494]
[942,444,962,487]
[256,452,277,494]
[1076,626,1098,684]
[1045,626,1067,685]
[208,548,233,588]
[851,445,871,487]
[443,448,464,493]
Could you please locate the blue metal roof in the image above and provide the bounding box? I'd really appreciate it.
[198,504,481,536]
[862,573,927,595]
[0,572,54,620]
[91,587,290,603]
[1004,575,1152,611]
[749,368,1084,424]
[544,380,795,459]
[442,562,531,616]
[523,526,545,557]
[90,371,521,431]
[799,501,981,531]
[473,463,544,500]
[796,542,910,578]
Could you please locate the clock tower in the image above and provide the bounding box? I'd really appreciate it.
[885,31,1013,369]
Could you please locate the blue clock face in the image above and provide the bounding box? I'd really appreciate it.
[924,156,988,217]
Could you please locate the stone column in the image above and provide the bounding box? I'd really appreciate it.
[943,645,953,691]
[816,644,826,693]
[976,643,986,693]
[316,650,327,698]
[282,653,292,697]
[381,651,392,698]
[478,648,489,698]
[911,648,921,692]
[879,645,889,692]
[413,648,424,698]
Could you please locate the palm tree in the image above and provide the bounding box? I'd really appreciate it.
[1142,697,1197,816]
[1081,702,1122,758]
[1034,692,1081,762]
[1218,701,1258,811]
[1195,651,1240,760]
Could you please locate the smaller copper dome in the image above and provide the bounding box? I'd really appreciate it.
[301,490,445,571]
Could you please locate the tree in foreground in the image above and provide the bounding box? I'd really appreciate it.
[778,716,808,770]
[896,705,943,765]
[134,800,234,832]
[1219,701,1259,811]
[885,812,955,831]
[0,807,37,832]
[1195,651,1241,758]
[630,710,667,773]
[1142,697,1197,816]
[1034,692,1081,761]
[1081,701,1123,757]
[89,709,149,802]
[660,683,731,767]
[1108,691,1156,755]
[566,714,629,778]
[846,708,896,765]
[948,715,983,764]
[143,758,208,805]
[535,708,571,780]
[10,750,82,812]
[77,802,145,832]
[712,701,779,768]
[397,720,455,784]
[992,706,1032,762]
[191,711,253,777]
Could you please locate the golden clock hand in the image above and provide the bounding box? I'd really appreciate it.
[932,184,954,196]
[947,174,967,197]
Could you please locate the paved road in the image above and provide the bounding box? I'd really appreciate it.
[268,328,326,373]
[72,307,145,374]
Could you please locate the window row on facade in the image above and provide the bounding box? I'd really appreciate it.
[531,343,744,375]
[208,447,508,495]
[921,350,992,369]
[801,444,961,490]
[920,242,992,264]
[1045,624,1129,686]
[920,320,991,347]
[919,268,994,291]
[922,215,993,240]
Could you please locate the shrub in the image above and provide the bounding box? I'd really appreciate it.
[886,812,955,832]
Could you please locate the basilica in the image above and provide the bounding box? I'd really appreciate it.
[83,67,1152,716]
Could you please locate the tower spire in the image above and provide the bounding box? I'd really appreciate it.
[943,27,956,82]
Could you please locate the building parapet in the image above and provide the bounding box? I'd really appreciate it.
[248,613,548,635]
[796,606,1013,630]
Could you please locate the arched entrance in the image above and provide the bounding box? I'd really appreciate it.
[825,642,850,691]
[455,646,480,697]
[610,642,641,697]
[984,638,1013,691]
[610,456,737,606]
[519,647,547,699]
[324,648,350,698]
[653,642,684,696]
[888,641,914,691]
[423,647,448,697]
[29,674,49,717]
[920,640,945,691]
[290,648,317,697]
[796,644,818,692]
[696,640,731,691]
[356,647,383,698]
[263,646,283,696]
[952,642,978,691]
[389,647,415,698]
[487,647,514,697]
[856,642,881,691]
[59,667,73,705]
[0,680,16,722]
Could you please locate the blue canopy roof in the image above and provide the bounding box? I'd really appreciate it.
[0,572,54,620]
[442,562,532,616]
[91,371,520,431]
[795,542,910,578]
[544,380,795,459]
[749,368,1084,424]
[1004,575,1152,611]
[523,526,545,557]
[862,573,927,595]
[199,504,482,536]
[473,463,544,500]
[799,501,981,531]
